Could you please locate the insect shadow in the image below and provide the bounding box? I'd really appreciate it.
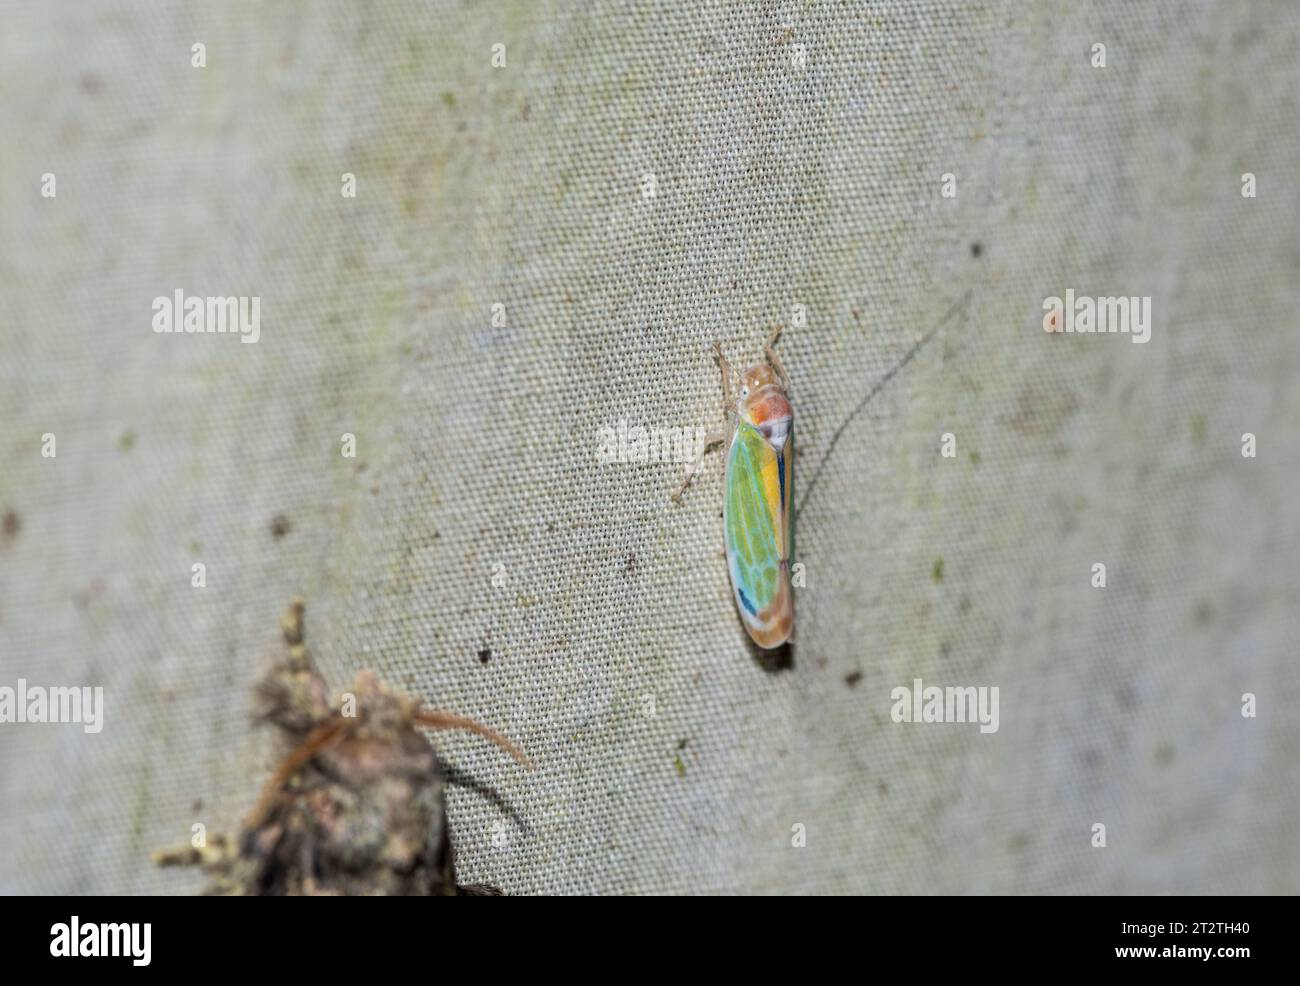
[751,638,794,673]
[795,290,973,523]
[442,760,532,838]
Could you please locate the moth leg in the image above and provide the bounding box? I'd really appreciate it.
[764,325,790,390]
[671,428,729,503]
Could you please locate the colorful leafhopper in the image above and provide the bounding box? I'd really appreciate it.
[674,328,794,649]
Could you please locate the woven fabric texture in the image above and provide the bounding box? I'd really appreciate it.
[1,1,1297,894]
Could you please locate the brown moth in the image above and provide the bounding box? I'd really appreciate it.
[154,598,528,895]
